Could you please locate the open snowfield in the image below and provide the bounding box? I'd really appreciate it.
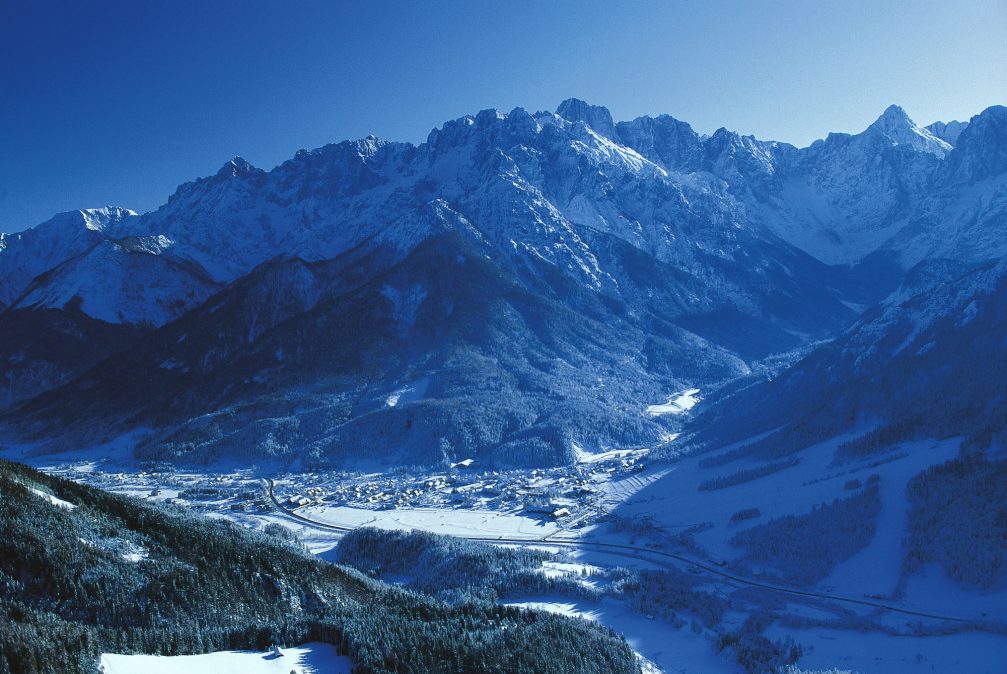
[100,643,350,674]
[297,503,564,540]
[764,625,1007,674]
[607,433,962,597]
[817,440,1000,611]
[573,444,649,465]
[646,388,701,416]
[505,596,734,674]
[900,563,1007,622]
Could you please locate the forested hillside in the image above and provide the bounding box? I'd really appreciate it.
[0,460,640,674]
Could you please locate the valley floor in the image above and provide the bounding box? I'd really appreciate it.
[9,426,1007,674]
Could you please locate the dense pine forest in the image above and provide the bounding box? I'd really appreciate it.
[0,460,640,674]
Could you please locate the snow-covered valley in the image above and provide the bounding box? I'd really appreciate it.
[17,403,1006,674]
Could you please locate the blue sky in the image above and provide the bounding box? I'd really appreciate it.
[1,0,1004,229]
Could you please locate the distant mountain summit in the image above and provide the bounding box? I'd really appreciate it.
[876,105,1007,270]
[861,104,952,157]
[925,119,969,146]
[2,101,1006,467]
[0,207,138,306]
[11,236,219,327]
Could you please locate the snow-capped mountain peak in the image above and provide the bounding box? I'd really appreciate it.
[216,156,258,178]
[863,104,952,157]
[555,98,617,138]
[44,206,138,233]
[39,207,138,235]
[0,206,140,306]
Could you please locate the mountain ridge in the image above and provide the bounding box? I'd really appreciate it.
[2,100,1006,466]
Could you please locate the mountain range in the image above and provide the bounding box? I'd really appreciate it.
[1,100,1004,467]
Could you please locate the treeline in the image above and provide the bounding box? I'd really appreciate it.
[832,420,920,463]
[335,528,595,604]
[715,614,802,674]
[730,486,881,586]
[697,457,800,491]
[0,460,640,674]
[615,567,726,629]
[904,453,1007,589]
[339,529,738,641]
[331,518,820,674]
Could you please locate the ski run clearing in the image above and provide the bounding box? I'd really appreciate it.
[646,388,701,416]
[28,485,76,510]
[99,643,350,674]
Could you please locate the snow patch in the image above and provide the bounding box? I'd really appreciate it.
[573,443,648,465]
[385,388,407,407]
[99,643,349,674]
[28,486,76,510]
[646,388,701,416]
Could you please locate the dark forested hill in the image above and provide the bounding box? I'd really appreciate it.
[0,460,640,674]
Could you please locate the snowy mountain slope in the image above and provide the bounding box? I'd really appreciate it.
[873,106,1007,269]
[610,103,953,266]
[13,232,749,466]
[110,104,863,332]
[0,230,213,408]
[618,256,1007,630]
[11,236,221,327]
[4,102,999,309]
[0,207,137,306]
[766,106,947,264]
[680,254,1007,459]
[4,100,1007,467]
[23,101,863,367]
[5,101,989,333]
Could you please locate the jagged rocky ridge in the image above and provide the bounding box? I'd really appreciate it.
[2,100,1005,467]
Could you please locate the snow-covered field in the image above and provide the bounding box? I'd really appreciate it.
[99,643,350,674]
[297,503,564,540]
[505,596,733,674]
[646,388,701,416]
[764,626,1007,674]
[605,432,996,618]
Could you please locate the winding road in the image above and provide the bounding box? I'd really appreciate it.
[264,478,990,625]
